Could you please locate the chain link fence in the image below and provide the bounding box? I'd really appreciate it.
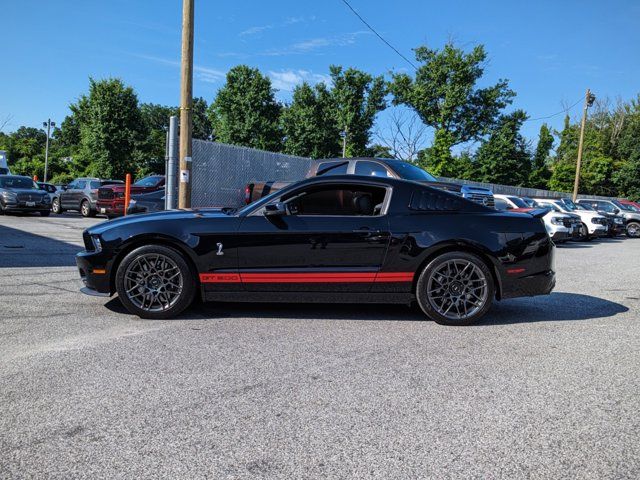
[189,139,620,207]
[191,140,312,207]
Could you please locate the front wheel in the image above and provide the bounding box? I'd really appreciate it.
[416,251,495,326]
[115,245,197,319]
[627,222,640,238]
[52,198,63,214]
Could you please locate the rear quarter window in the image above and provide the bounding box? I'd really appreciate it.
[409,190,462,211]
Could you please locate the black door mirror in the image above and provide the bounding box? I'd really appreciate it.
[264,202,286,216]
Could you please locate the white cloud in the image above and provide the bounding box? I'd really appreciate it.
[264,31,370,56]
[268,69,331,92]
[239,24,273,36]
[132,54,225,84]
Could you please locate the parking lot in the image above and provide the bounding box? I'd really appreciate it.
[1,213,639,478]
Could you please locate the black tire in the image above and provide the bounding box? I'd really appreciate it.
[115,245,196,319]
[0,201,5,215]
[626,221,640,238]
[40,210,51,217]
[52,198,63,214]
[80,199,95,217]
[578,222,593,242]
[416,251,495,326]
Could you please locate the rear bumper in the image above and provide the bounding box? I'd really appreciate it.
[96,200,124,216]
[501,270,556,299]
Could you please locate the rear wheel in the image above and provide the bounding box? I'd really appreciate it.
[80,200,95,217]
[115,245,196,319]
[416,251,495,326]
[52,198,63,214]
[627,222,640,238]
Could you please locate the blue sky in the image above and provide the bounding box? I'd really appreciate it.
[1,0,639,148]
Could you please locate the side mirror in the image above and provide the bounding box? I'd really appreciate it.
[264,202,286,216]
[613,208,620,214]
[62,185,68,191]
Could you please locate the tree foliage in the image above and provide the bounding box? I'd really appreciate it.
[208,65,282,151]
[330,65,386,157]
[474,110,531,186]
[528,124,553,188]
[390,43,515,175]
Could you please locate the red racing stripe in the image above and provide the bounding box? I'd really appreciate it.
[199,272,414,283]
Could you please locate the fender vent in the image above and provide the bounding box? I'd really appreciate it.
[409,191,462,211]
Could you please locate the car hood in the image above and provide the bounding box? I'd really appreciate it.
[2,188,47,197]
[88,208,231,235]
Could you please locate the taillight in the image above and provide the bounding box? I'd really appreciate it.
[245,184,252,204]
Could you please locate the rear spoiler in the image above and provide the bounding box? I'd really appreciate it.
[528,208,550,218]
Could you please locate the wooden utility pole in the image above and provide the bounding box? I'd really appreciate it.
[178,0,194,209]
[572,88,593,201]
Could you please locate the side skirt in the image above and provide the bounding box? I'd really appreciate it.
[203,291,414,305]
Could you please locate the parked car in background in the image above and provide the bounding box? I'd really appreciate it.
[52,177,123,217]
[37,182,57,202]
[0,175,51,216]
[534,198,608,240]
[96,175,165,218]
[577,199,640,238]
[246,158,495,208]
[127,188,166,215]
[573,202,625,237]
[520,196,537,208]
[494,194,580,243]
[77,175,555,325]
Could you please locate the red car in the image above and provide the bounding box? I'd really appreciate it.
[618,199,640,212]
[96,175,165,218]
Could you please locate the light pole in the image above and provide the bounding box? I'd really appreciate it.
[43,119,55,183]
[572,89,596,201]
[178,0,194,209]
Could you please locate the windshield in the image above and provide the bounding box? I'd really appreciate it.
[537,201,562,212]
[385,160,438,181]
[560,198,578,210]
[0,177,39,189]
[612,200,634,211]
[507,196,528,208]
[134,176,163,187]
[575,203,594,211]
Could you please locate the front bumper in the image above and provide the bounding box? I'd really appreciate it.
[588,224,608,236]
[76,250,112,294]
[2,200,51,212]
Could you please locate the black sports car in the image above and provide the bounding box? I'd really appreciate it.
[76,176,555,325]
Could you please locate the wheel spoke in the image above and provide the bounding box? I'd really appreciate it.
[123,253,183,313]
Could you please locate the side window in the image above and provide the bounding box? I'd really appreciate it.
[283,185,387,216]
[76,181,87,190]
[494,198,510,210]
[316,161,348,176]
[354,161,392,178]
[66,181,77,190]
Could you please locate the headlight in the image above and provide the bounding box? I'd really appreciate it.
[2,191,17,200]
[91,235,102,252]
[551,216,564,225]
[591,217,605,225]
[614,218,623,224]
[42,195,51,203]
[116,192,125,198]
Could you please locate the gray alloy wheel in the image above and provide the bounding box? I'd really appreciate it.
[116,245,196,319]
[52,198,63,214]
[627,222,640,238]
[80,200,92,217]
[416,251,494,326]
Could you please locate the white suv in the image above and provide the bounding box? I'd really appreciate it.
[494,194,580,243]
[534,198,608,239]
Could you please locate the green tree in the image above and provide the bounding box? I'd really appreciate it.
[528,124,554,188]
[390,43,515,175]
[208,65,282,151]
[474,110,531,185]
[330,65,386,157]
[192,97,213,141]
[281,82,341,158]
[77,78,145,179]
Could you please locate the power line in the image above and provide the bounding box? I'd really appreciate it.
[339,0,418,71]
[339,0,586,125]
[524,97,583,122]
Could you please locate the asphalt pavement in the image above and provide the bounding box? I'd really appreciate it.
[1,213,639,479]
